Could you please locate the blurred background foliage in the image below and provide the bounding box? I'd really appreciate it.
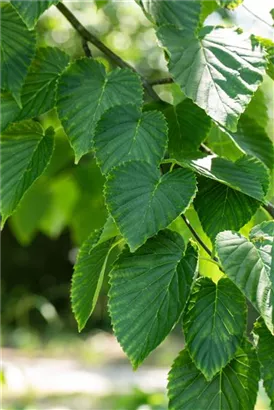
[1,1,274,409]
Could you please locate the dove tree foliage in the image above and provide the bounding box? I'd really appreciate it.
[1,0,274,408]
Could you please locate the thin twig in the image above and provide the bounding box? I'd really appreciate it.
[263,202,274,219]
[150,77,174,86]
[242,5,274,29]
[82,39,92,58]
[56,3,161,101]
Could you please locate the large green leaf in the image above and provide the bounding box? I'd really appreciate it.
[94,105,168,175]
[216,221,274,334]
[253,319,274,408]
[157,26,266,131]
[57,59,143,163]
[105,161,197,252]
[165,99,211,161]
[71,229,116,332]
[245,89,268,130]
[182,155,268,201]
[137,0,201,33]
[0,121,54,227]
[109,230,198,368]
[194,176,260,243]
[0,4,36,106]
[183,277,246,381]
[206,123,243,161]
[0,93,20,132]
[168,342,259,410]
[226,115,274,170]
[17,47,70,122]
[11,0,59,29]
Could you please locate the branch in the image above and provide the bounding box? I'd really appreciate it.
[82,39,92,58]
[150,77,174,86]
[56,3,161,101]
[263,202,274,219]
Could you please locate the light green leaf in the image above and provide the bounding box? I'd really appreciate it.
[11,0,59,29]
[105,161,197,252]
[95,0,108,9]
[71,229,115,332]
[0,3,36,106]
[253,319,274,408]
[0,121,54,227]
[216,221,274,334]
[57,59,143,163]
[0,93,20,132]
[168,341,260,410]
[98,215,120,245]
[245,89,268,130]
[200,1,219,24]
[217,0,243,9]
[183,277,246,380]
[251,36,274,80]
[182,154,269,201]
[194,176,260,243]
[137,0,201,33]
[165,99,211,161]
[206,123,243,161]
[226,115,274,170]
[157,26,266,131]
[17,47,70,122]
[109,230,198,368]
[94,105,168,175]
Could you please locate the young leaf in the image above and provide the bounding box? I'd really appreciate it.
[71,229,116,332]
[105,161,197,252]
[94,105,168,174]
[137,0,201,33]
[17,47,70,122]
[57,59,143,163]
[216,221,274,334]
[168,342,260,410]
[217,0,243,9]
[109,230,198,368]
[165,99,212,161]
[0,121,54,227]
[183,277,247,381]
[253,319,274,408]
[0,3,36,106]
[194,177,260,244]
[0,93,20,132]
[157,26,266,131]
[11,0,59,29]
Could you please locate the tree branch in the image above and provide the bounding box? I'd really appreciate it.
[150,77,174,86]
[263,202,274,219]
[82,39,92,58]
[56,3,161,101]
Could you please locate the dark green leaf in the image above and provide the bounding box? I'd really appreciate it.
[216,221,274,334]
[0,121,54,227]
[11,0,59,29]
[94,105,168,174]
[0,3,36,106]
[157,26,266,131]
[109,230,198,368]
[17,47,70,122]
[0,93,20,132]
[57,59,143,163]
[168,341,260,410]
[183,277,246,380]
[105,161,197,252]
[253,319,274,408]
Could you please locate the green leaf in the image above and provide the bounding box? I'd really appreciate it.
[0,3,36,106]
[95,0,108,9]
[11,0,59,29]
[105,161,197,252]
[0,93,20,132]
[137,0,201,33]
[251,36,274,80]
[245,89,268,130]
[253,319,274,408]
[57,59,143,163]
[71,229,115,332]
[216,221,274,334]
[168,341,260,410]
[183,277,246,380]
[17,47,70,122]
[226,115,274,170]
[109,230,198,368]
[200,1,219,24]
[194,176,260,243]
[98,215,120,245]
[157,26,266,131]
[94,105,168,175]
[182,155,268,201]
[0,121,54,227]
[206,123,243,161]
[165,99,211,161]
[217,0,243,9]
